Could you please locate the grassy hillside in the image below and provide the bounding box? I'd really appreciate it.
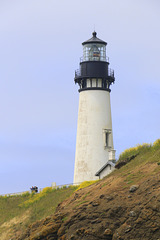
[0,186,78,239]
[1,139,160,240]
[112,139,160,184]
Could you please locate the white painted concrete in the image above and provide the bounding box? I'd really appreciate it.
[74,89,114,183]
[109,149,116,161]
[98,164,115,179]
[51,182,56,188]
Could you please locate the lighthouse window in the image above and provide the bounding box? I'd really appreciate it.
[103,129,111,148]
[83,44,106,62]
[98,79,102,87]
[89,45,100,61]
[105,133,109,147]
[92,79,96,87]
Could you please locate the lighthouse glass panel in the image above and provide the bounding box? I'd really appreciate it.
[83,44,106,62]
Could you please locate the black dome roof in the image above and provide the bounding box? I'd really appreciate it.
[82,32,107,46]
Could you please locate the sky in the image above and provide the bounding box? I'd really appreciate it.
[0,0,160,194]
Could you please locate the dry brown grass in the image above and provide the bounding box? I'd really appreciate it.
[0,210,30,240]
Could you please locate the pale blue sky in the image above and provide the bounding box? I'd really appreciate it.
[0,0,160,194]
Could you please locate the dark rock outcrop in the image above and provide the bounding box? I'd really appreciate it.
[15,165,160,240]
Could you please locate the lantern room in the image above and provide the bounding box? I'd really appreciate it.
[82,31,107,62]
[75,32,115,92]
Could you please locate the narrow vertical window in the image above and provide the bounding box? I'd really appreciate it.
[105,132,109,147]
[103,129,111,148]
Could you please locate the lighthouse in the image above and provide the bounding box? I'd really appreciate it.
[74,32,116,184]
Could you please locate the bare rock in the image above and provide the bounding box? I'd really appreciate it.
[92,200,100,206]
[104,228,113,239]
[70,234,75,239]
[99,194,105,199]
[129,185,139,193]
[106,196,113,201]
[76,228,85,236]
[125,225,132,233]
[129,211,137,217]
[104,228,113,236]
[91,218,101,224]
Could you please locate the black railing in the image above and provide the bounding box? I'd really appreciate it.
[108,68,114,78]
[80,56,109,63]
[75,69,81,78]
[75,68,114,79]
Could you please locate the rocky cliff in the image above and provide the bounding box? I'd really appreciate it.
[16,172,160,239]
[15,143,160,240]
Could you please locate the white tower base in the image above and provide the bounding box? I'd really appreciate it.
[74,89,115,184]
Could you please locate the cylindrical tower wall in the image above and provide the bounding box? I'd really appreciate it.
[74,89,113,183]
[80,61,109,78]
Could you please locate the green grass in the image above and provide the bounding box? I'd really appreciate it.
[118,143,152,163]
[0,194,29,225]
[118,139,160,164]
[62,216,68,222]
[74,200,88,208]
[75,180,99,191]
[0,186,78,227]
[82,192,91,200]
[27,186,78,222]
[110,139,160,185]
[1,139,160,238]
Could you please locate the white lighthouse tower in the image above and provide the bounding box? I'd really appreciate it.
[74,32,116,184]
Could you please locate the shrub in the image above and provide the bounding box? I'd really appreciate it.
[19,187,54,207]
[115,143,152,169]
[153,139,160,150]
[118,143,151,162]
[75,180,98,191]
[41,187,53,194]
[21,192,30,197]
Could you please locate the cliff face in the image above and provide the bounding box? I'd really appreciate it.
[16,160,160,240]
